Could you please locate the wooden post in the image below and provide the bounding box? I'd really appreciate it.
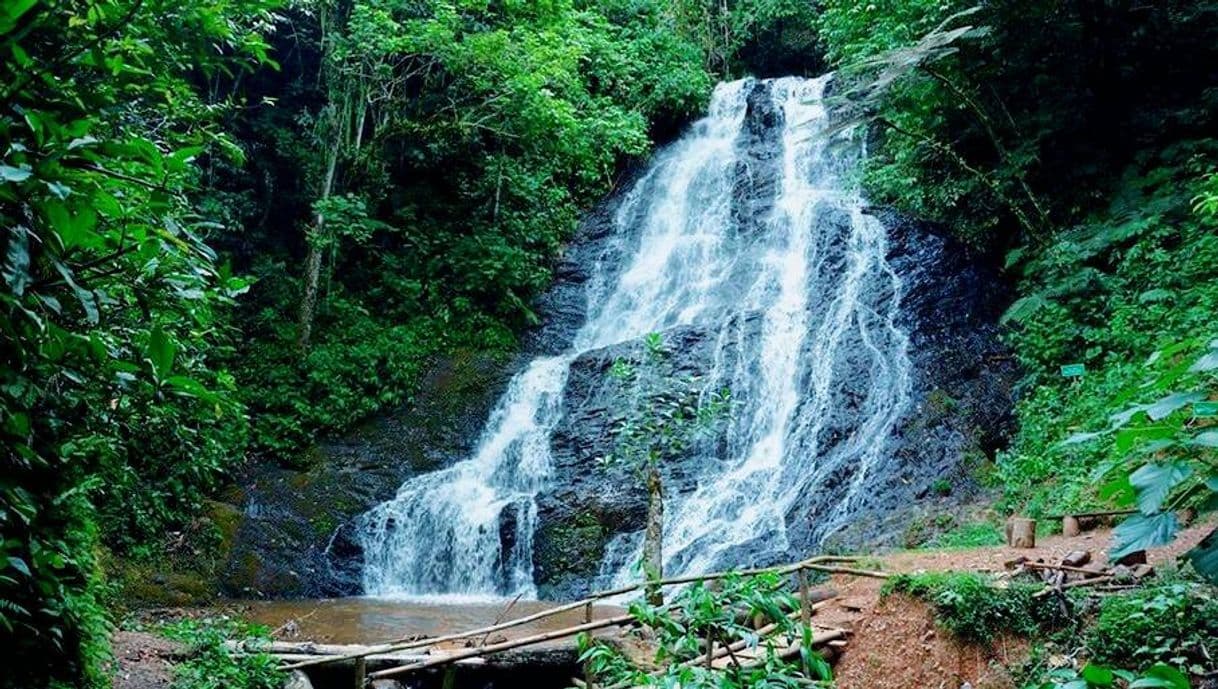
[353,657,366,689]
[581,601,596,689]
[798,568,812,630]
[1006,517,1036,548]
[1062,515,1080,537]
[704,633,714,669]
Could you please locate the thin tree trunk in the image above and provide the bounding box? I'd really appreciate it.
[297,127,341,351]
[643,463,664,606]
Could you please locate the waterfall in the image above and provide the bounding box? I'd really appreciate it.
[356,76,912,598]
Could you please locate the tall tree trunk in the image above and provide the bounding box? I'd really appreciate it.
[297,127,341,351]
[643,463,664,606]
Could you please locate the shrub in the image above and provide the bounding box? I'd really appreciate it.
[884,571,1067,643]
[1084,581,1218,673]
[159,617,282,689]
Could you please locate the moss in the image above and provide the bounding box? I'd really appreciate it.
[205,500,243,563]
[102,502,249,609]
[538,511,612,579]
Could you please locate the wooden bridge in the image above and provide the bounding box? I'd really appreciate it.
[236,556,888,687]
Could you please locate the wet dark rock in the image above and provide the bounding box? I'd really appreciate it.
[224,78,1019,600]
[220,351,516,598]
[534,326,720,599]
[818,209,1019,552]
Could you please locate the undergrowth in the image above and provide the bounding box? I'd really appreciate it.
[883,571,1072,643]
[155,617,282,689]
[890,569,1218,688]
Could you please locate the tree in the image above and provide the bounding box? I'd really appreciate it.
[603,333,729,604]
[0,0,278,684]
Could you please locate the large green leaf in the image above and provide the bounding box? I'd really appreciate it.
[1130,663,1191,689]
[1186,528,1218,585]
[1191,430,1218,447]
[0,0,39,35]
[1129,463,1192,514]
[0,164,32,182]
[1081,664,1115,687]
[1115,425,1176,453]
[147,324,177,379]
[1109,512,1178,560]
[3,226,30,296]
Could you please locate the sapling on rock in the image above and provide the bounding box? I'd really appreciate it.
[601,332,730,604]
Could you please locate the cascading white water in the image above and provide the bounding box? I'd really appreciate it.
[357,76,912,598]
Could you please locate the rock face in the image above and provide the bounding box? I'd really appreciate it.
[222,76,1019,600]
[812,209,1019,553]
[528,81,1018,599]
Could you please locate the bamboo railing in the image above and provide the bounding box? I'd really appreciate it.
[271,555,886,680]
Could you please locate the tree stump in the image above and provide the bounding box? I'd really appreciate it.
[1062,515,1081,537]
[1005,517,1037,548]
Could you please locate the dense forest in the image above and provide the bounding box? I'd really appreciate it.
[2,1,1217,688]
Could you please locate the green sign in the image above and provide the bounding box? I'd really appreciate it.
[1194,401,1218,418]
[1060,363,1086,378]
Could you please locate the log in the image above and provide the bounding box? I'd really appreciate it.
[1006,518,1036,548]
[369,613,637,679]
[1045,509,1136,520]
[1022,562,1104,577]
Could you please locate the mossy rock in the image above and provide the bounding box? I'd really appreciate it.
[534,511,612,598]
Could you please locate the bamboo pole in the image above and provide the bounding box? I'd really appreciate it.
[803,564,890,579]
[368,613,637,680]
[283,555,866,670]
[1032,575,1116,599]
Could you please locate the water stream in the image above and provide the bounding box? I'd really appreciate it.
[356,76,912,598]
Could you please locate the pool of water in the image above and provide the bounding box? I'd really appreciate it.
[231,597,625,645]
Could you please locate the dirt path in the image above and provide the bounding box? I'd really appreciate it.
[109,631,185,689]
[819,520,1215,689]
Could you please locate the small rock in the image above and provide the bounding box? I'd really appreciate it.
[1061,550,1091,567]
[1112,549,1147,567]
[371,681,406,689]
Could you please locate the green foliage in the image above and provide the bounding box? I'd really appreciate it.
[158,617,282,689]
[666,0,823,75]
[0,0,278,685]
[578,572,833,689]
[1027,662,1192,689]
[925,520,1005,549]
[217,0,725,460]
[987,159,1218,580]
[884,571,1067,643]
[1084,581,1218,673]
[602,333,731,472]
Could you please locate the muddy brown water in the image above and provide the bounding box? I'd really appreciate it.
[233,597,626,646]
